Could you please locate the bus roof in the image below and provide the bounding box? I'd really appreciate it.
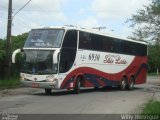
[32,26,147,45]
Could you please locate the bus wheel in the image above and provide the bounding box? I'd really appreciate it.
[45,88,52,94]
[120,77,127,90]
[74,78,80,94]
[127,77,135,90]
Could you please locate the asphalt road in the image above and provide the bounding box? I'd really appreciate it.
[0,76,160,114]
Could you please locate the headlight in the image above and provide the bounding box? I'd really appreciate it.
[20,74,25,80]
[20,76,25,80]
[46,75,57,82]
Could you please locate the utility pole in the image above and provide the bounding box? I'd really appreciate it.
[5,0,12,79]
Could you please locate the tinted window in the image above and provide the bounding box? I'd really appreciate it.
[102,37,114,52]
[91,34,103,51]
[79,32,91,49]
[62,30,77,48]
[121,41,132,55]
[59,30,77,73]
[79,31,147,56]
[131,42,147,56]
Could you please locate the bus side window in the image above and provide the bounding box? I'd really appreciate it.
[59,52,69,73]
[79,31,91,49]
[59,30,77,73]
[91,34,102,51]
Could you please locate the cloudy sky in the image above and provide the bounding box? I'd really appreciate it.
[0,0,150,39]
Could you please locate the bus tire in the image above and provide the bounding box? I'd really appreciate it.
[74,78,80,94]
[127,77,135,90]
[120,77,127,90]
[45,88,52,94]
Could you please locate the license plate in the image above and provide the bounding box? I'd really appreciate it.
[32,83,39,88]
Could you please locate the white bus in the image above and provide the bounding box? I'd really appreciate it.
[12,26,147,94]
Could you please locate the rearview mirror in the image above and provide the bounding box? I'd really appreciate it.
[12,48,21,63]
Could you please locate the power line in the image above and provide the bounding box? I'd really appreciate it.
[12,0,32,19]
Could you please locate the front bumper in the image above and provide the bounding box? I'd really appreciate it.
[21,80,58,89]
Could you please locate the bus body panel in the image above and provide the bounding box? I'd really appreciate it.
[59,56,147,89]
[58,49,147,89]
[15,26,147,91]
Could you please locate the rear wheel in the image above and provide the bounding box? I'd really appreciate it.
[120,77,127,90]
[127,77,135,90]
[45,88,52,94]
[74,78,80,94]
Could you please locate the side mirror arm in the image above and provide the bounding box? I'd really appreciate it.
[53,49,60,64]
[12,49,21,63]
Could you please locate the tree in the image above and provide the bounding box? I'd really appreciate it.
[0,40,7,79]
[0,33,28,78]
[0,40,6,62]
[128,0,160,74]
[12,33,28,51]
[128,0,160,44]
[148,45,160,73]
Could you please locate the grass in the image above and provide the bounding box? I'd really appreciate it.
[147,72,159,76]
[0,77,21,90]
[142,100,160,114]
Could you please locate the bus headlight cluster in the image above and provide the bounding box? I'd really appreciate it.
[46,75,57,82]
[20,76,25,81]
[20,74,25,81]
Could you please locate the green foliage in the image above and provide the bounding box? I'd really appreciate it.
[142,100,160,114]
[147,72,159,76]
[0,33,28,78]
[12,33,28,51]
[0,33,28,59]
[0,40,6,62]
[151,0,160,15]
[128,0,160,73]
[148,45,160,72]
[128,0,160,44]
[0,77,20,89]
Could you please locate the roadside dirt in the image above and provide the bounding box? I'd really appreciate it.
[0,87,41,97]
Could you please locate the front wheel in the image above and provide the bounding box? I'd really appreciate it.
[45,88,52,94]
[73,78,80,94]
[119,77,127,90]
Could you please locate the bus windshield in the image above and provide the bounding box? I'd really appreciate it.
[21,50,57,74]
[24,29,64,48]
